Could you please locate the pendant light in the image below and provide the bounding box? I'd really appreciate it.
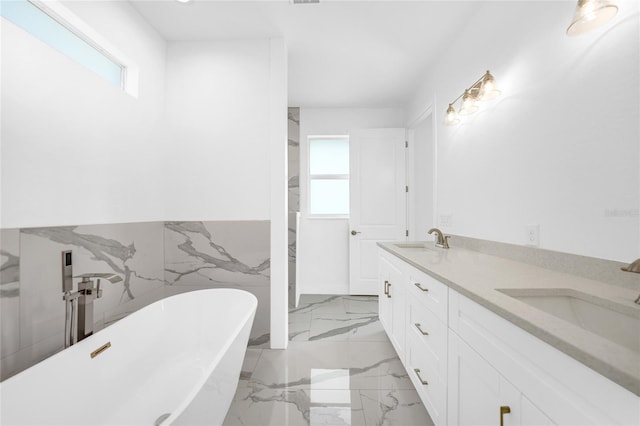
[459,90,479,116]
[445,104,460,126]
[479,71,501,100]
[567,0,618,36]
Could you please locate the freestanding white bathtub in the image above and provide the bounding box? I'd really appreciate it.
[0,288,257,426]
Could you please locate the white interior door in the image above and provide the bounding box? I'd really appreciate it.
[349,128,406,295]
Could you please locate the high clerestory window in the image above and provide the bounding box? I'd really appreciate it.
[308,136,350,216]
[1,0,128,90]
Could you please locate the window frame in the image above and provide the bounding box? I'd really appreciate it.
[2,0,139,97]
[307,135,350,218]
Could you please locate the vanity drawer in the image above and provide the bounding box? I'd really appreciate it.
[407,298,447,374]
[407,266,448,323]
[406,329,447,426]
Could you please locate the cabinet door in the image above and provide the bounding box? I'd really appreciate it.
[389,264,405,358]
[448,332,520,426]
[521,396,554,426]
[378,255,393,334]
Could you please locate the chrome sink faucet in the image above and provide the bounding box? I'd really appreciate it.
[428,228,450,249]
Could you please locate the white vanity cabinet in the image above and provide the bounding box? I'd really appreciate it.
[449,289,639,426]
[378,250,406,359]
[377,247,640,426]
[448,331,553,426]
[405,299,449,425]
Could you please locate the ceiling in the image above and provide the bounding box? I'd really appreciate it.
[130,0,483,107]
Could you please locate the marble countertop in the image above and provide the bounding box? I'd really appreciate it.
[378,241,640,397]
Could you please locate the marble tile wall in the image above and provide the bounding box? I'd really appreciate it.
[1,230,21,369]
[164,221,271,347]
[288,107,300,308]
[288,107,300,213]
[1,219,271,380]
[0,223,166,380]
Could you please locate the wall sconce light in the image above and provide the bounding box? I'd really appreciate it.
[566,0,618,36]
[444,70,500,126]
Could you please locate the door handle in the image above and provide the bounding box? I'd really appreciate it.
[500,406,511,426]
[351,230,361,236]
[383,280,389,295]
[386,282,391,298]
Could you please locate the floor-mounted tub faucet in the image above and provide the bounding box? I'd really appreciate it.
[428,228,450,249]
[75,273,123,341]
[61,251,122,347]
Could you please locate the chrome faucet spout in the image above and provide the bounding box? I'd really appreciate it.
[73,273,122,342]
[428,228,450,249]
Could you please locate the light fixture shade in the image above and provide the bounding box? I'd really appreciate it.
[567,0,618,36]
[479,70,501,101]
[444,104,460,126]
[459,90,478,116]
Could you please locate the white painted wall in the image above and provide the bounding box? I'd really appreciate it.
[298,108,404,295]
[407,110,436,240]
[1,1,167,228]
[163,39,272,221]
[268,39,288,349]
[2,3,288,348]
[406,1,640,263]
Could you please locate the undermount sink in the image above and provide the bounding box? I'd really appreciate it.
[393,243,438,251]
[498,288,640,354]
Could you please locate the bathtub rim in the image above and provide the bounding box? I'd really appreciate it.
[160,288,258,424]
[0,288,258,425]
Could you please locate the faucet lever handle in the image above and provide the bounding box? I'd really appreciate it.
[74,273,123,284]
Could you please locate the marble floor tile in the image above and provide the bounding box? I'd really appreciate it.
[343,296,379,315]
[289,313,313,342]
[359,389,434,426]
[224,382,310,426]
[225,295,430,425]
[308,314,386,342]
[248,340,413,391]
[240,349,263,380]
[224,383,367,426]
[291,295,347,315]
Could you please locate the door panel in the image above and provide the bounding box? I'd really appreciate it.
[349,128,406,295]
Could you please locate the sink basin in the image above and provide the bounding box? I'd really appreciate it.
[498,288,640,354]
[393,243,437,251]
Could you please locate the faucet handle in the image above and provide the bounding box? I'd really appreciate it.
[75,273,123,284]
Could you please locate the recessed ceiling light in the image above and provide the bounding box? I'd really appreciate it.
[176,0,192,4]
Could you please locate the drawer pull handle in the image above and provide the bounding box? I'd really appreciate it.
[413,368,428,385]
[414,323,429,335]
[414,283,429,292]
[383,280,389,295]
[500,406,511,426]
[387,283,392,298]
